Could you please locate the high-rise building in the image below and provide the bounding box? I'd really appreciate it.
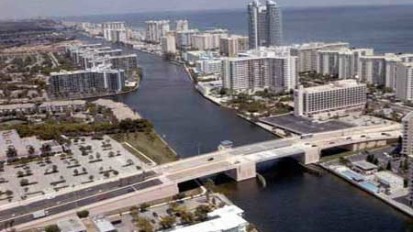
[248,0,282,49]
[395,62,413,101]
[290,42,350,73]
[191,32,228,51]
[102,22,127,42]
[222,49,297,93]
[176,29,199,50]
[401,112,413,206]
[175,20,189,32]
[48,66,126,98]
[316,48,374,79]
[161,33,177,54]
[145,20,170,43]
[220,35,249,57]
[294,80,367,120]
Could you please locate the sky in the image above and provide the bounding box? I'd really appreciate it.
[0,0,412,20]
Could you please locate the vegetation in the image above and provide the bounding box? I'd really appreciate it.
[76,210,89,218]
[159,216,176,229]
[44,224,61,232]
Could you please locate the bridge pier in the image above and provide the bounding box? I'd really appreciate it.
[225,159,257,182]
[303,146,321,164]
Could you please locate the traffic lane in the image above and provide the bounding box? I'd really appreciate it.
[0,179,162,227]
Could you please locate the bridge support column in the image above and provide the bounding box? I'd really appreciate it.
[226,159,256,182]
[304,146,321,164]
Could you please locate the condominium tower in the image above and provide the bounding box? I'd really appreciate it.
[248,0,282,49]
[294,80,367,120]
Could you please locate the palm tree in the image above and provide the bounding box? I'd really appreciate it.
[6,147,17,159]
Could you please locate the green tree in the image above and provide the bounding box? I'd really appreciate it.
[139,203,150,212]
[135,217,153,232]
[159,216,176,229]
[386,161,392,171]
[76,210,89,218]
[194,204,212,221]
[45,224,61,232]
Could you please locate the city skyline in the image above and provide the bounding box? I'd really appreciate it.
[0,0,412,20]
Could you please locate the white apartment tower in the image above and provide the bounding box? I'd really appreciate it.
[401,112,413,206]
[145,20,170,43]
[294,80,367,120]
[102,22,127,42]
[175,20,189,32]
[161,34,177,54]
[222,54,297,93]
[248,0,282,49]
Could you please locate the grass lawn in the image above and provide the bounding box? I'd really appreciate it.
[111,131,178,165]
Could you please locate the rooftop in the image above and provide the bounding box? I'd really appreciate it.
[352,160,378,171]
[57,218,87,232]
[300,79,365,93]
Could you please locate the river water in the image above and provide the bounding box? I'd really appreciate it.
[109,50,412,232]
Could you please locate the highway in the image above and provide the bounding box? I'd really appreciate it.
[0,171,157,228]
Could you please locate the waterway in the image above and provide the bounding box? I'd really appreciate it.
[108,49,412,231]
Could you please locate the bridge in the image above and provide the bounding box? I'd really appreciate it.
[7,123,402,230]
[157,123,401,183]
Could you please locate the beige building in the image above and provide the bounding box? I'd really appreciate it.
[219,35,249,57]
[294,80,367,120]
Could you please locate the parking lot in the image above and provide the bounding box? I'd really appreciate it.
[0,136,149,205]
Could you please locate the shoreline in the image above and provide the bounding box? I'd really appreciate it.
[319,163,413,218]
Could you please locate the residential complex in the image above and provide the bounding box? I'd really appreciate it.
[317,48,374,79]
[222,48,297,93]
[176,29,199,50]
[291,42,350,72]
[145,20,170,43]
[395,62,413,101]
[175,19,189,32]
[161,33,177,54]
[402,112,413,206]
[294,79,367,120]
[248,0,282,49]
[220,35,249,57]
[191,29,228,51]
[102,22,127,43]
[48,66,125,98]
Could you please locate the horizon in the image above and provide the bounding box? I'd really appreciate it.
[0,0,412,20]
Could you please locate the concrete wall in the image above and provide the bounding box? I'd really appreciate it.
[225,159,257,182]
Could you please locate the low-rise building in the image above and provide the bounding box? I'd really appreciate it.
[39,100,86,113]
[374,171,404,192]
[93,99,140,121]
[57,218,87,232]
[351,160,378,175]
[294,80,367,120]
[171,205,248,232]
[0,103,36,115]
[93,218,116,232]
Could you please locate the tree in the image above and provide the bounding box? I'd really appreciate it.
[159,216,176,229]
[386,161,392,171]
[73,169,79,176]
[45,224,60,232]
[6,147,17,159]
[194,205,211,221]
[140,203,150,212]
[89,175,94,182]
[135,217,153,232]
[20,179,29,187]
[180,211,195,225]
[28,146,35,156]
[76,210,89,218]
[17,171,24,178]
